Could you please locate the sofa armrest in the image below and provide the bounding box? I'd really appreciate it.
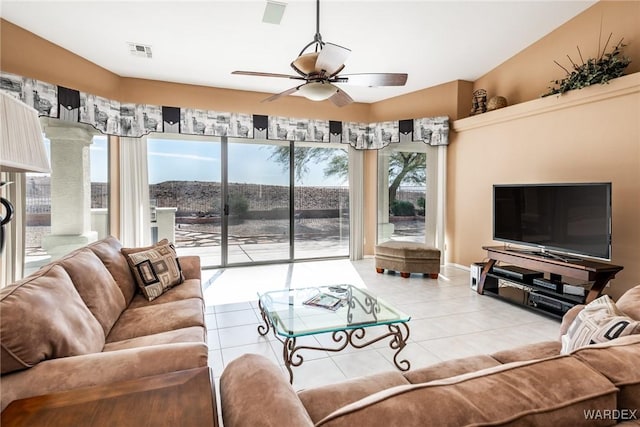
[179,256,201,281]
[1,342,208,411]
[559,304,585,337]
[220,354,314,427]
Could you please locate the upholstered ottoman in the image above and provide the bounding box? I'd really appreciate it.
[375,241,441,279]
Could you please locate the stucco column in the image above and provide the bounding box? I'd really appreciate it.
[41,120,98,258]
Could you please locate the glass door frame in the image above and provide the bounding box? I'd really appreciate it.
[221,136,295,267]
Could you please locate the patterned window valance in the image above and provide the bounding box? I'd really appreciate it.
[0,71,449,149]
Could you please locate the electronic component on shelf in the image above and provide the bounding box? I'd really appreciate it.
[491,265,543,284]
[563,283,588,297]
[528,291,574,315]
[532,277,562,293]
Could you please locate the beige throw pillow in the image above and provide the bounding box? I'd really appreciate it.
[124,241,184,301]
[561,294,640,354]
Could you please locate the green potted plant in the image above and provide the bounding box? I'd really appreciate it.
[542,34,631,97]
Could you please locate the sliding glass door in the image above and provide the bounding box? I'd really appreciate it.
[293,144,349,259]
[147,137,222,267]
[225,139,291,264]
[147,136,348,267]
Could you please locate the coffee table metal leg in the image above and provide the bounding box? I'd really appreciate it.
[257,299,271,336]
[267,322,411,383]
[388,322,411,371]
[283,337,301,384]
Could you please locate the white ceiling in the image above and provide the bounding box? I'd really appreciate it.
[1,0,596,104]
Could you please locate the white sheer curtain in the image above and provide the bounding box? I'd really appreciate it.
[435,145,447,260]
[348,147,364,260]
[119,137,151,247]
[1,172,26,287]
[425,144,447,261]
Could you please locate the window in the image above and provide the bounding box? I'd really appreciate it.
[377,144,427,244]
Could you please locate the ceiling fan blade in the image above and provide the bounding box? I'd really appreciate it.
[232,70,304,80]
[261,85,302,103]
[328,88,354,107]
[334,73,408,87]
[315,43,351,76]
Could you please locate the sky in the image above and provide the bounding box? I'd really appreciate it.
[82,137,347,186]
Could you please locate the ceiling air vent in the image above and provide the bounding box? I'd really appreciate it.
[128,42,152,59]
[262,1,286,25]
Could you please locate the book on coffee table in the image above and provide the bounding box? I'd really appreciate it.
[303,292,345,311]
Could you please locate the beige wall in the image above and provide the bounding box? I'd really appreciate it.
[0,20,121,100]
[369,80,473,122]
[449,74,639,299]
[452,0,640,297]
[473,1,640,105]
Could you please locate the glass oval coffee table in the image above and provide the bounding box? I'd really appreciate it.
[257,285,411,383]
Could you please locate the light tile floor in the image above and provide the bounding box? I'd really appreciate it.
[202,258,560,395]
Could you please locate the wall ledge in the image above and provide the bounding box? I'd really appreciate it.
[452,72,640,132]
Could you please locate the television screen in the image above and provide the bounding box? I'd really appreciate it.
[493,183,611,260]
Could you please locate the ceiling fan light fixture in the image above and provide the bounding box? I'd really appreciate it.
[291,52,319,76]
[298,82,337,101]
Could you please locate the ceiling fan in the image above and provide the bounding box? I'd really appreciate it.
[232,0,408,107]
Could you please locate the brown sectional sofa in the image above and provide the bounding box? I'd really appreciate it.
[220,285,640,427]
[0,236,208,411]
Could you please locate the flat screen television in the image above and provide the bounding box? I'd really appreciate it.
[493,183,612,260]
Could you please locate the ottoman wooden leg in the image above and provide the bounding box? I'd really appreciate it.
[400,272,410,278]
[376,268,385,274]
[429,273,439,279]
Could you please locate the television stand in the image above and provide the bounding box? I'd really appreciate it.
[478,246,623,315]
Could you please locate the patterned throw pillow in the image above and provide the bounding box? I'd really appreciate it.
[561,295,640,354]
[124,242,184,301]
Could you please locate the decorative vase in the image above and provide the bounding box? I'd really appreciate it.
[487,96,508,111]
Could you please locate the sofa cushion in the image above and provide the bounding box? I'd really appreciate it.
[298,371,410,423]
[103,326,207,352]
[561,295,640,354]
[0,265,105,374]
[490,340,561,364]
[616,284,640,321]
[570,334,640,413]
[105,297,205,343]
[221,354,315,427]
[127,278,203,309]
[315,356,618,427]
[1,342,209,412]
[58,248,127,335]
[87,236,137,305]
[402,354,501,384]
[123,241,184,301]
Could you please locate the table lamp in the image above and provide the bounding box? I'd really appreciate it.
[0,92,51,253]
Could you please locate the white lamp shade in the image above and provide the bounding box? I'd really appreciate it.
[298,82,338,101]
[0,92,50,173]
